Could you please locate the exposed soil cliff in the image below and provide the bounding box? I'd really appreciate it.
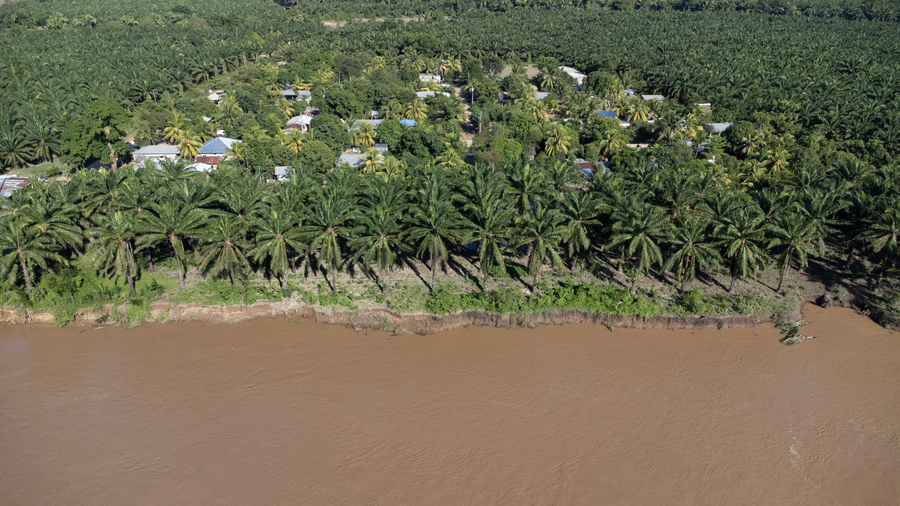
[0,299,806,334]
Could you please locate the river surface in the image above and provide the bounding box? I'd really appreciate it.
[1,304,899,505]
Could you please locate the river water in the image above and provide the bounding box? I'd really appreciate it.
[1,304,899,505]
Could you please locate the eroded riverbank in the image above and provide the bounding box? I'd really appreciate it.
[1,304,899,505]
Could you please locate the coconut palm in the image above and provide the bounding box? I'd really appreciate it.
[198,218,251,286]
[664,217,721,292]
[860,203,900,287]
[435,143,463,170]
[545,124,573,157]
[360,148,384,173]
[353,123,377,149]
[84,212,138,293]
[768,213,823,294]
[225,141,248,167]
[281,129,304,155]
[406,99,428,121]
[178,132,203,159]
[517,204,567,285]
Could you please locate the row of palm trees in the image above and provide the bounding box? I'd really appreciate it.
[2,154,899,301]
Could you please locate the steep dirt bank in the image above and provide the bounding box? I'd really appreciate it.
[0,299,804,334]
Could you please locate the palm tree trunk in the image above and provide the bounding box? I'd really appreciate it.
[147,253,154,273]
[18,254,33,291]
[173,248,186,292]
[229,264,235,286]
[380,264,387,293]
[776,250,792,294]
[728,270,737,294]
[332,261,338,292]
[430,250,437,291]
[127,268,135,293]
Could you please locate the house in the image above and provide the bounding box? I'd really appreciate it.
[132,144,179,163]
[297,90,312,104]
[574,158,596,173]
[279,88,299,102]
[559,66,586,86]
[399,119,416,127]
[594,110,618,118]
[624,88,638,98]
[535,92,552,101]
[705,122,733,135]
[274,166,291,181]
[351,119,383,130]
[198,137,239,159]
[497,91,511,105]
[0,175,30,198]
[185,161,216,172]
[338,145,389,168]
[208,90,226,104]
[415,91,451,99]
[695,103,712,113]
[419,73,442,83]
[194,155,221,166]
[641,95,665,101]
[284,114,314,132]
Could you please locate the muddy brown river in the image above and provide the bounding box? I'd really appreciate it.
[1,304,899,505]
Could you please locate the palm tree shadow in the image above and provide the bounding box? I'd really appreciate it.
[401,256,431,289]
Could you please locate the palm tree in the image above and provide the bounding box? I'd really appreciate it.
[248,204,305,287]
[197,218,250,286]
[505,158,545,218]
[85,212,138,293]
[217,95,243,127]
[557,191,602,264]
[136,201,207,292]
[349,205,407,292]
[163,113,186,144]
[768,213,823,294]
[353,123,376,149]
[517,204,567,285]
[606,201,673,292]
[225,141,249,167]
[435,143,463,170]
[0,219,62,291]
[299,189,355,292]
[406,99,428,121]
[281,129,304,155]
[460,165,513,282]
[178,132,203,159]
[664,217,721,291]
[715,209,769,294]
[405,171,463,291]
[860,203,900,287]
[545,124,573,157]
[360,148,385,173]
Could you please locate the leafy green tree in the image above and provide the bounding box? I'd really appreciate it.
[297,140,336,173]
[60,99,130,167]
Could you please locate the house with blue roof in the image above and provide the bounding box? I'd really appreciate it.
[199,137,239,156]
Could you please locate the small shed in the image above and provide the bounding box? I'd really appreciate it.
[705,122,733,135]
[641,95,665,101]
[284,115,314,132]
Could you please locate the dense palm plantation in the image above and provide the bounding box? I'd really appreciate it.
[2,150,899,317]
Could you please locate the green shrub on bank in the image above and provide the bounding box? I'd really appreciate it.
[673,289,760,316]
[426,281,659,319]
